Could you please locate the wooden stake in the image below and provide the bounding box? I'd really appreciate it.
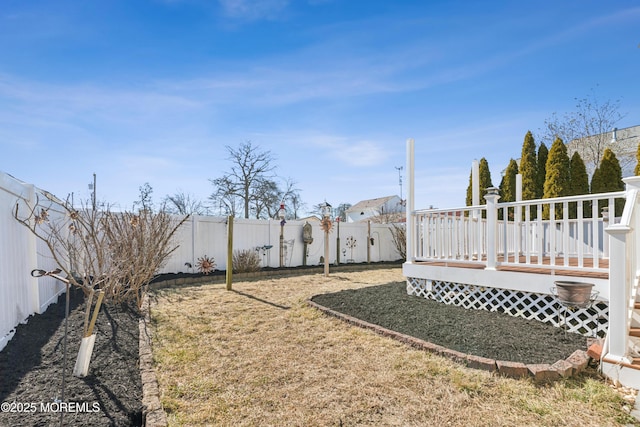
[83,290,95,337]
[86,290,105,337]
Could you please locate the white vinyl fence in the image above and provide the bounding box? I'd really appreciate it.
[0,172,65,351]
[0,170,402,351]
[162,216,400,274]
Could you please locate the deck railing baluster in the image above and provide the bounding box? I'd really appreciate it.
[563,201,569,267]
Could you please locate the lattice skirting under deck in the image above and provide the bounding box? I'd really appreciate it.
[406,277,608,338]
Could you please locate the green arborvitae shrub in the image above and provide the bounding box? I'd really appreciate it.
[465,168,473,206]
[520,131,538,219]
[543,137,571,219]
[500,159,519,202]
[569,151,590,218]
[465,158,493,205]
[591,148,624,216]
[232,249,261,273]
[499,159,518,220]
[465,158,493,218]
[478,158,493,218]
[536,142,548,199]
[478,157,493,204]
[635,143,640,176]
[520,131,537,201]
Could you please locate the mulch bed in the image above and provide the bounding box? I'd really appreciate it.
[311,281,588,365]
[0,288,143,427]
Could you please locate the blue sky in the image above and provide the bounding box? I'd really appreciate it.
[1,0,638,214]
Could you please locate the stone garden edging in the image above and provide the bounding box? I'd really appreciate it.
[150,262,402,290]
[139,294,168,427]
[307,299,592,383]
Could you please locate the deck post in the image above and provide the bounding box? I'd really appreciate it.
[472,160,480,258]
[605,224,631,362]
[603,176,640,363]
[515,174,522,258]
[484,187,500,270]
[406,138,415,262]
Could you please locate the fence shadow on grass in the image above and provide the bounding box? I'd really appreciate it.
[231,290,290,310]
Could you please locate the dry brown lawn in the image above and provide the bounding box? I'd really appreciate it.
[151,268,637,426]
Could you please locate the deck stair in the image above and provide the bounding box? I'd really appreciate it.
[610,277,640,371]
[629,297,640,367]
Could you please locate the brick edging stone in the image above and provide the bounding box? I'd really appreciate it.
[139,294,168,427]
[306,299,591,383]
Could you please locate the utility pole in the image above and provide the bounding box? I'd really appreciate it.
[395,166,403,203]
[88,173,97,210]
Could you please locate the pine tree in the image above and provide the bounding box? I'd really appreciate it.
[635,143,640,176]
[591,148,624,216]
[569,151,589,218]
[543,137,571,219]
[536,143,548,199]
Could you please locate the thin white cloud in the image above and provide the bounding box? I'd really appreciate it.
[217,0,289,21]
[308,137,388,168]
[334,142,388,167]
[0,74,200,120]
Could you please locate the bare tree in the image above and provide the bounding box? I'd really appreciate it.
[287,191,305,220]
[258,178,303,219]
[134,182,154,212]
[538,89,628,175]
[279,178,303,219]
[253,178,281,219]
[210,175,242,216]
[210,141,275,219]
[210,141,304,219]
[163,190,205,215]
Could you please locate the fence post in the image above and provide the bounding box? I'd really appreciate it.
[226,215,233,291]
[484,187,500,270]
[472,160,480,259]
[367,220,371,263]
[26,184,40,313]
[406,138,414,262]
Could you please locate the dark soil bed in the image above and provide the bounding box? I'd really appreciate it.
[0,288,143,427]
[311,281,588,365]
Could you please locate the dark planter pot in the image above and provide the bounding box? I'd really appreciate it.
[554,281,595,308]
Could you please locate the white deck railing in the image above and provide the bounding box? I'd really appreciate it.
[411,191,626,274]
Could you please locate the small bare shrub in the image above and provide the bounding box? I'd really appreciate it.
[232,249,261,273]
[15,192,188,311]
[390,223,406,259]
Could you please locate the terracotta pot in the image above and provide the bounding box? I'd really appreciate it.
[554,281,594,307]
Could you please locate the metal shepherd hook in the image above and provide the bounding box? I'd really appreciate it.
[31,268,70,427]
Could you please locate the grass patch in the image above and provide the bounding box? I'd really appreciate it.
[151,268,638,426]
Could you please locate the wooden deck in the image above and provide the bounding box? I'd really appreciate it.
[414,256,609,280]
